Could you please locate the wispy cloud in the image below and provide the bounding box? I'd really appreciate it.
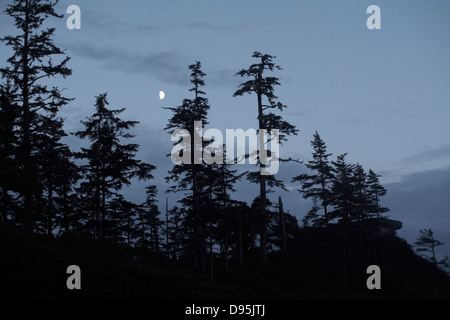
[69,6,163,36]
[181,21,259,34]
[67,43,191,86]
[403,145,450,165]
[384,166,450,257]
[66,42,242,89]
[207,68,242,88]
[378,145,450,183]
[74,5,257,37]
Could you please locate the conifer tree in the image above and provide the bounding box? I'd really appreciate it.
[352,163,367,222]
[366,169,389,220]
[415,228,444,265]
[137,185,162,251]
[330,153,356,224]
[164,61,210,271]
[292,131,333,226]
[75,93,155,239]
[207,145,244,270]
[163,205,186,260]
[36,115,79,235]
[107,194,138,244]
[234,52,298,263]
[1,0,72,231]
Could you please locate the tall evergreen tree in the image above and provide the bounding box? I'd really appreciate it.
[330,153,356,224]
[266,198,299,253]
[292,131,333,227]
[207,145,244,270]
[366,169,389,220]
[75,93,155,239]
[136,185,162,251]
[330,154,358,292]
[164,61,210,271]
[163,205,186,260]
[107,194,138,244]
[234,52,298,263]
[35,114,79,235]
[1,0,72,231]
[352,163,367,222]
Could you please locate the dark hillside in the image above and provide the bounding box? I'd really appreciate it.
[1,224,449,300]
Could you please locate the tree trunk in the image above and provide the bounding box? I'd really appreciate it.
[432,245,437,265]
[343,246,348,292]
[321,176,328,226]
[210,221,214,281]
[95,184,102,238]
[62,187,69,233]
[279,196,287,252]
[257,85,268,263]
[238,212,243,266]
[101,178,107,238]
[47,181,54,236]
[192,165,205,272]
[165,198,169,256]
[154,224,160,252]
[22,2,35,232]
[1,188,8,223]
[250,222,256,251]
[224,224,229,272]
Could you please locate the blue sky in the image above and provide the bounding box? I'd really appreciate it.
[1,0,450,259]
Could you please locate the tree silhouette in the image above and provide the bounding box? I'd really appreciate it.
[330,153,356,224]
[366,169,389,220]
[75,93,155,239]
[165,61,210,271]
[206,145,244,271]
[36,114,79,235]
[107,194,138,244]
[1,0,72,231]
[352,163,367,222]
[234,52,298,263]
[292,131,333,227]
[415,228,444,265]
[163,205,186,260]
[136,185,163,251]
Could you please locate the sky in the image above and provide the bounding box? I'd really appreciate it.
[1,0,449,259]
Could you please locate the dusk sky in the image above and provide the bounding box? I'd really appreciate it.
[1,0,449,259]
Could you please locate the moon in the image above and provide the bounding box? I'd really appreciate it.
[159,91,165,100]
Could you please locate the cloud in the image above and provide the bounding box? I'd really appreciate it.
[66,4,258,44]
[67,43,191,86]
[69,6,163,36]
[81,5,257,35]
[403,145,450,165]
[66,42,242,89]
[207,68,242,88]
[181,21,259,34]
[384,166,450,259]
[378,145,450,183]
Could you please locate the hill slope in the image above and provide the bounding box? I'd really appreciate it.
[1,224,449,300]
